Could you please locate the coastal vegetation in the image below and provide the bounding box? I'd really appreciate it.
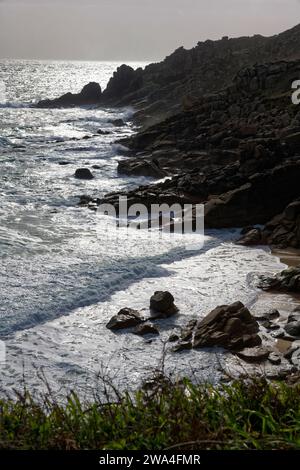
[0,376,299,450]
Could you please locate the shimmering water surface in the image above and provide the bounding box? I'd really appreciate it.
[0,60,284,397]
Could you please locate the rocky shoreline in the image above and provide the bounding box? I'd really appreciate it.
[102,251,300,376]
[76,58,300,242]
[35,24,300,381]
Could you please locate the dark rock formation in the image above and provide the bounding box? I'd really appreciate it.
[133,323,159,336]
[117,158,167,178]
[36,24,300,123]
[261,320,280,331]
[102,64,142,103]
[284,313,300,338]
[288,312,300,323]
[168,333,180,342]
[100,24,300,126]
[268,352,282,365]
[235,347,270,363]
[204,161,300,227]
[106,308,143,330]
[254,309,280,321]
[37,82,102,108]
[238,200,300,248]
[237,228,263,246]
[108,119,125,127]
[150,291,178,318]
[97,129,110,135]
[284,321,300,337]
[87,58,300,235]
[258,266,300,293]
[74,168,94,180]
[174,302,261,352]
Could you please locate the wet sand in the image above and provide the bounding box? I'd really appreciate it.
[272,247,300,268]
[250,247,300,354]
[222,250,300,380]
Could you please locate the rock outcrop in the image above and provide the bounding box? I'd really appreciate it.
[236,347,270,363]
[86,58,300,235]
[239,200,300,248]
[174,302,261,352]
[37,82,102,108]
[106,292,178,332]
[204,161,300,228]
[284,321,300,338]
[36,24,300,124]
[102,65,142,102]
[134,323,159,336]
[74,168,94,180]
[106,308,143,330]
[117,158,167,178]
[100,24,300,125]
[258,266,300,293]
[150,291,178,318]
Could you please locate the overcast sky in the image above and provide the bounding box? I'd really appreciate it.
[0,0,299,61]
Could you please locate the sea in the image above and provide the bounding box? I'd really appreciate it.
[0,59,284,399]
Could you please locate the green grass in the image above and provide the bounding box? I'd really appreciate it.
[0,377,300,450]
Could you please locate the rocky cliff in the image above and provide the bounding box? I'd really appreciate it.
[38,24,300,127]
[87,58,300,235]
[100,23,300,126]
[36,22,300,243]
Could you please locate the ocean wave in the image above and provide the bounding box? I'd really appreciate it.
[0,102,31,109]
[0,136,11,147]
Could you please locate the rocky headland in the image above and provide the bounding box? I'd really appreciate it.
[37,23,300,125]
[80,58,300,241]
[36,23,300,378]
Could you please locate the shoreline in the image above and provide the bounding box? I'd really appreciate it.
[256,245,300,317]
[244,246,300,365]
[272,247,300,268]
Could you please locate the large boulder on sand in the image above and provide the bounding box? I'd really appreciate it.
[150,291,178,318]
[284,321,300,337]
[174,302,261,352]
[236,347,270,363]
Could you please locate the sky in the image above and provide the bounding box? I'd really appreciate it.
[0,0,299,61]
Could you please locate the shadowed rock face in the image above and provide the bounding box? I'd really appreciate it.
[100,24,300,124]
[36,24,300,120]
[86,58,300,235]
[36,23,300,242]
[102,64,143,102]
[117,158,167,178]
[238,200,300,248]
[204,161,300,228]
[37,82,102,108]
